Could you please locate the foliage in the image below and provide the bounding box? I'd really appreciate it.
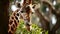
[15,19,48,34]
[41,4,47,13]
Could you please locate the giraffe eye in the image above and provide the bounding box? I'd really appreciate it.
[32,6,35,8]
[21,11,24,13]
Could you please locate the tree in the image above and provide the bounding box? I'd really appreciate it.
[34,0,60,34]
[0,0,9,34]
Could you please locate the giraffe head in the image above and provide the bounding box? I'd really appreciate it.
[19,0,37,31]
[14,0,36,31]
[20,0,40,31]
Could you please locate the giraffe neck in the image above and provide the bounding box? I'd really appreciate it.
[8,9,21,34]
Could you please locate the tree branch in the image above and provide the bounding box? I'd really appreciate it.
[35,8,50,30]
[41,0,60,15]
[41,0,60,31]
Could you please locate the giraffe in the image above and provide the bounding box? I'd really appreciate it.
[8,0,35,34]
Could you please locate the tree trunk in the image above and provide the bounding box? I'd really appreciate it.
[48,30,56,34]
[0,0,9,34]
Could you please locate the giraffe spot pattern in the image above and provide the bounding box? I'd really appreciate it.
[9,20,13,25]
[14,20,17,27]
[8,31,13,34]
[11,16,14,19]
[13,24,15,28]
[16,13,19,16]
[15,16,18,20]
[13,13,16,16]
[18,20,19,22]
[11,26,14,31]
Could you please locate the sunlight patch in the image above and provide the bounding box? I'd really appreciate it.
[53,0,56,5]
[11,5,17,11]
[51,15,57,25]
[46,7,49,12]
